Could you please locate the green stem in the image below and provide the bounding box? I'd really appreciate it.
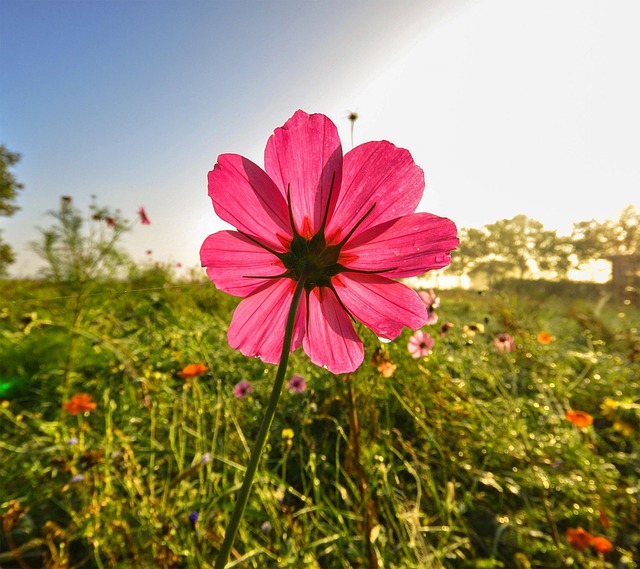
[214,277,306,568]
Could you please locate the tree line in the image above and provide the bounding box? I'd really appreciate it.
[1,144,638,282]
[448,207,640,285]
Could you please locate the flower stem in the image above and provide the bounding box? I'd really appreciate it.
[214,277,306,568]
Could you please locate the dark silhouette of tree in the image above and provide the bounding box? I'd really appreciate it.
[0,145,24,276]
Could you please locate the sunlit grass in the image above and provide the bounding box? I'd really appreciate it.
[1,276,638,568]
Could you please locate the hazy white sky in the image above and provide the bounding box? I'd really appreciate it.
[1,0,638,277]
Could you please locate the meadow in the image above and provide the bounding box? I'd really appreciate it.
[1,273,638,569]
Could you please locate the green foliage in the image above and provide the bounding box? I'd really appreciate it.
[0,145,24,276]
[571,205,640,264]
[0,278,639,568]
[30,196,134,286]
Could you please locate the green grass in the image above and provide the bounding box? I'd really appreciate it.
[0,277,638,568]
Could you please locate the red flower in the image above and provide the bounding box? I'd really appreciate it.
[178,363,209,379]
[200,110,458,373]
[566,527,593,550]
[590,536,613,555]
[565,409,594,428]
[63,393,97,415]
[105,216,116,228]
[138,207,151,225]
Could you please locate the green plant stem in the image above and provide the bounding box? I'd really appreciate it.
[214,277,306,569]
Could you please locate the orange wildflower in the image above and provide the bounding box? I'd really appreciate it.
[590,536,613,555]
[566,527,593,550]
[565,409,594,428]
[178,363,209,379]
[537,331,553,344]
[63,393,97,415]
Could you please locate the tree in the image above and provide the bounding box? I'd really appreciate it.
[571,205,640,266]
[0,145,24,276]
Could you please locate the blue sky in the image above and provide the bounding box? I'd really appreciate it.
[1,0,639,277]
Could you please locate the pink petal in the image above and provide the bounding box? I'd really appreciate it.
[264,110,343,238]
[325,141,424,243]
[341,213,459,278]
[303,287,364,374]
[333,274,427,341]
[200,231,286,297]
[227,278,306,364]
[208,154,292,251]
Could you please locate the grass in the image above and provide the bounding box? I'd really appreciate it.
[0,275,638,568]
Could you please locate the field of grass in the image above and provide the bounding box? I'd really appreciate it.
[1,274,638,569]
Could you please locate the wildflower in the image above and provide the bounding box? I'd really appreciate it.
[105,216,116,228]
[565,409,594,428]
[138,206,151,224]
[200,110,458,374]
[371,347,397,377]
[66,437,79,446]
[178,363,209,379]
[281,428,294,440]
[188,511,199,528]
[200,453,212,465]
[493,333,515,352]
[418,289,440,325]
[232,380,252,399]
[439,322,454,336]
[590,536,613,555]
[408,330,434,358]
[286,375,307,393]
[463,323,485,336]
[537,331,553,344]
[613,420,634,436]
[566,527,593,550]
[70,474,84,484]
[63,393,97,415]
[600,398,618,419]
[61,195,72,203]
[261,520,272,533]
[146,249,153,255]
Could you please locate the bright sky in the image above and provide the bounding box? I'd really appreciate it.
[1,0,639,277]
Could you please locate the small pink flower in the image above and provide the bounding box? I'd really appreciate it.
[232,380,253,399]
[200,110,458,374]
[138,206,151,225]
[493,333,515,352]
[286,375,307,393]
[408,330,434,358]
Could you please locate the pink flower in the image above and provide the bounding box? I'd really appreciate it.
[418,289,440,325]
[138,207,151,225]
[286,375,307,393]
[200,110,458,374]
[232,380,253,399]
[493,333,515,352]
[408,330,435,358]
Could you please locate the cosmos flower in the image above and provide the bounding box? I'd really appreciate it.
[200,110,458,374]
[63,393,97,415]
[566,527,593,550]
[407,330,435,358]
[286,375,307,393]
[232,380,253,399]
[537,331,553,344]
[178,363,209,379]
[565,409,594,428]
[418,289,440,325]
[493,333,515,352]
[138,206,151,225]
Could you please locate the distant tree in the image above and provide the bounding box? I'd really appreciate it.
[483,215,563,279]
[571,204,640,266]
[448,226,488,276]
[0,145,24,276]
